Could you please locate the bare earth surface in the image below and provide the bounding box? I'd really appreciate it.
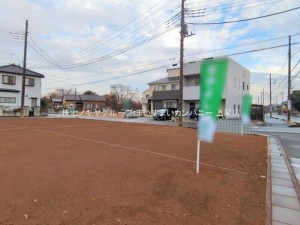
[0,118,267,225]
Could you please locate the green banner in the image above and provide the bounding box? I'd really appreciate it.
[241,94,252,124]
[198,58,228,142]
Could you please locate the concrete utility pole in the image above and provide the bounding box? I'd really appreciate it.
[287,35,291,123]
[20,20,28,117]
[178,0,185,127]
[270,74,272,118]
[262,88,265,106]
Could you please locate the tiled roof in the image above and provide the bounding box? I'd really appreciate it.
[0,64,45,78]
[63,95,81,101]
[148,76,179,85]
[80,95,105,101]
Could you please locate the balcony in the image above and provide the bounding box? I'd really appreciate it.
[183,86,199,100]
[152,90,180,100]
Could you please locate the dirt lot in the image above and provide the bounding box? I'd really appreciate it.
[0,118,267,225]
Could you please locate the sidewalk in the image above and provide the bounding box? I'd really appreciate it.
[267,136,300,224]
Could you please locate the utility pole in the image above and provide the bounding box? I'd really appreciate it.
[178,0,185,127]
[74,88,77,109]
[269,74,272,118]
[287,35,291,123]
[262,88,265,106]
[20,20,28,118]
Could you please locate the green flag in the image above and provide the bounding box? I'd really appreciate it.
[241,94,252,124]
[198,58,228,142]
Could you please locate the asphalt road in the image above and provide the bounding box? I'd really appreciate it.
[252,114,300,183]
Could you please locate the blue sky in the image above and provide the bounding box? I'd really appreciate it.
[0,0,299,105]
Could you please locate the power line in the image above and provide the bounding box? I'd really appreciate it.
[56,1,180,65]
[187,6,300,25]
[47,42,300,88]
[187,0,283,18]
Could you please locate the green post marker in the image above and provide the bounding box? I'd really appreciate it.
[241,94,253,125]
[196,58,228,174]
[198,58,228,143]
[241,94,253,135]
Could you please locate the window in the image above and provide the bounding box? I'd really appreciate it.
[25,78,34,86]
[158,85,166,91]
[2,75,16,85]
[195,77,200,86]
[164,101,177,108]
[31,98,37,107]
[243,82,245,90]
[234,77,236,87]
[238,79,240,89]
[0,97,16,103]
[171,84,179,90]
[247,85,249,90]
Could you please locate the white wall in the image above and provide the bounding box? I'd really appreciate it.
[183,86,199,100]
[224,58,250,113]
[0,74,42,107]
[183,61,201,75]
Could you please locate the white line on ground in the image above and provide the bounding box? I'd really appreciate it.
[1,122,248,175]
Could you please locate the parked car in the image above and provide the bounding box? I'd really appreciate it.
[124,110,139,118]
[153,108,177,120]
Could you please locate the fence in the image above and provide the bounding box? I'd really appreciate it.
[183,118,252,135]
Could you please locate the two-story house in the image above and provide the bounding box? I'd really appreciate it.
[142,57,250,116]
[0,64,45,109]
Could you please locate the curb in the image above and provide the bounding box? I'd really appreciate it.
[266,135,272,225]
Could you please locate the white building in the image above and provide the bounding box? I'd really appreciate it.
[0,64,45,109]
[142,57,250,116]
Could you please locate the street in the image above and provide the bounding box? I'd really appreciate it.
[252,114,300,184]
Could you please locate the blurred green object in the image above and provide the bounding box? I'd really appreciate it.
[198,58,228,142]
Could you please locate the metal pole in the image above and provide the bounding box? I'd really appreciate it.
[20,20,28,117]
[287,35,291,123]
[178,0,185,127]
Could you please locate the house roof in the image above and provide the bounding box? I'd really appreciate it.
[63,95,81,101]
[0,88,20,93]
[79,95,105,101]
[0,64,45,78]
[148,76,179,85]
[51,97,63,103]
[63,94,105,102]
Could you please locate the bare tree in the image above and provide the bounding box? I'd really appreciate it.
[110,84,136,112]
[48,88,75,98]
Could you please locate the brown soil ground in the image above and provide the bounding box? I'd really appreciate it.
[0,118,267,225]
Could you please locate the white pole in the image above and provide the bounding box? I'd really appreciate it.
[196,139,200,173]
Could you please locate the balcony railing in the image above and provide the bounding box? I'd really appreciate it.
[152,90,180,100]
